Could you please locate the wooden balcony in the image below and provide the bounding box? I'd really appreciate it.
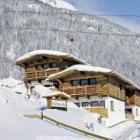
[61,85,108,96]
[85,107,108,117]
[25,68,59,81]
[125,114,134,120]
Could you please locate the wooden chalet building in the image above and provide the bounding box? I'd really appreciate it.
[16,50,86,87]
[47,64,140,127]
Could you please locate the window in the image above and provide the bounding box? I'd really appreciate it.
[89,78,97,85]
[36,65,43,70]
[44,64,50,69]
[87,95,90,99]
[82,102,89,107]
[110,101,114,111]
[75,103,80,107]
[100,101,105,107]
[80,79,88,86]
[38,80,42,83]
[51,63,57,68]
[136,108,139,116]
[75,96,79,100]
[125,108,132,114]
[72,80,80,86]
[91,101,99,107]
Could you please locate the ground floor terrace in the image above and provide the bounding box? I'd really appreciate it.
[71,95,126,127]
[125,105,140,121]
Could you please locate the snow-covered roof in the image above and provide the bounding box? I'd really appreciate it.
[38,0,76,11]
[47,64,140,90]
[33,85,71,99]
[16,50,86,65]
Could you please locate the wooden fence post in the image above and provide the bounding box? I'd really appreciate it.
[41,112,43,120]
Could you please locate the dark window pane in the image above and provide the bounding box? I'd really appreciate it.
[51,63,57,68]
[75,103,80,107]
[72,80,80,86]
[76,96,79,100]
[125,108,132,114]
[82,102,89,107]
[110,101,114,111]
[80,79,88,86]
[89,78,96,85]
[44,64,50,69]
[100,101,105,107]
[91,101,99,107]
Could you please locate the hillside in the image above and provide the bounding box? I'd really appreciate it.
[0,78,109,140]
[0,0,140,85]
[0,78,140,140]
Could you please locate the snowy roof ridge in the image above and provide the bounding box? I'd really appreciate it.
[16,50,86,65]
[37,0,76,11]
[47,64,140,90]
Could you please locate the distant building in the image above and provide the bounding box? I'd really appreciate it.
[47,64,140,127]
[16,50,86,87]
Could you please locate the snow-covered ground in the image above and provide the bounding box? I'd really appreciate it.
[0,78,140,140]
[37,0,76,11]
[0,78,108,140]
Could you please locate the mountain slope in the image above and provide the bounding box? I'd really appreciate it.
[38,0,76,10]
[0,0,140,85]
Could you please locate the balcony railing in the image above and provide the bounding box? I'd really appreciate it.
[85,107,108,117]
[25,68,59,80]
[125,113,134,120]
[61,85,107,96]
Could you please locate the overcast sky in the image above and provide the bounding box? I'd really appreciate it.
[66,0,140,33]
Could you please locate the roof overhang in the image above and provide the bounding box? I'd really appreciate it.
[47,64,140,91]
[16,50,86,66]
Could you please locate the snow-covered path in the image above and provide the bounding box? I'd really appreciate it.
[128,121,140,140]
[107,121,140,140]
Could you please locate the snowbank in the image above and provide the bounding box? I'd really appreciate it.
[0,78,27,94]
[0,87,94,140]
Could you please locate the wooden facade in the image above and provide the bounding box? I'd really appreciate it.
[126,90,140,106]
[57,71,126,101]
[17,55,84,82]
[125,114,134,120]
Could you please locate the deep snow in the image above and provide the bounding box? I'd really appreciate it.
[0,78,139,140]
[0,78,108,140]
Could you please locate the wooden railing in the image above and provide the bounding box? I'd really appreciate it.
[85,107,108,117]
[125,114,134,120]
[61,85,107,96]
[25,68,59,80]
